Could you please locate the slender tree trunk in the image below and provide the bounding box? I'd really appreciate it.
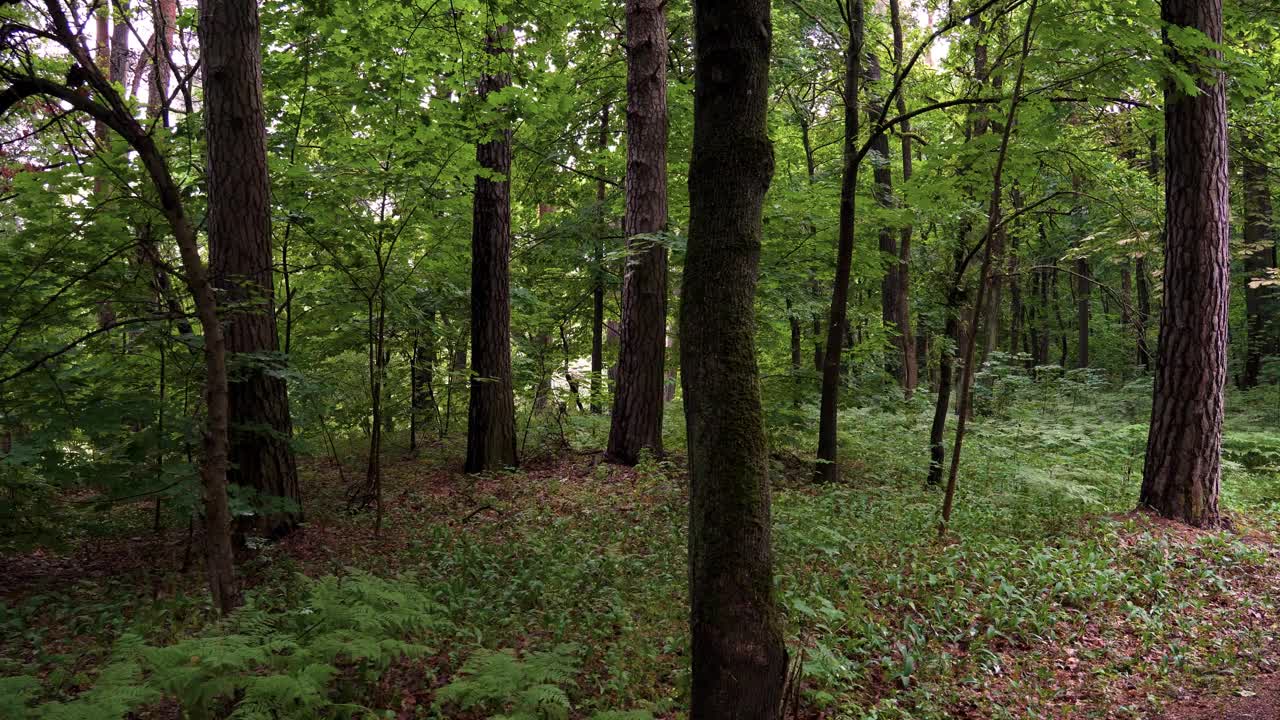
[465,26,518,473]
[815,0,864,484]
[889,0,917,397]
[684,0,787,714]
[607,0,669,465]
[927,283,963,486]
[1075,257,1090,368]
[1007,189,1024,358]
[591,104,609,415]
[200,0,301,538]
[1241,155,1277,389]
[865,49,906,388]
[1140,0,1228,528]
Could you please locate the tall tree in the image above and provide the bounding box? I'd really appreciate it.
[465,26,519,474]
[888,0,917,396]
[1241,155,1277,389]
[682,0,787,712]
[200,0,302,537]
[1140,0,1229,528]
[606,0,669,465]
[590,103,610,415]
[814,0,864,484]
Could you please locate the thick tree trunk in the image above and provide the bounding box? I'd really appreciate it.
[683,0,787,714]
[465,27,519,473]
[1140,0,1228,528]
[607,0,669,465]
[200,0,301,538]
[815,1,864,484]
[591,104,609,415]
[1241,156,1277,389]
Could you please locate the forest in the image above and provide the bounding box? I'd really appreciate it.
[1,0,1279,717]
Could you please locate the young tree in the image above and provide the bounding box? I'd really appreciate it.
[1140,0,1229,528]
[199,0,302,537]
[606,0,668,465]
[682,0,787,713]
[465,26,519,474]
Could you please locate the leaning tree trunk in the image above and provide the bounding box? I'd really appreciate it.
[1140,0,1229,528]
[815,0,864,484]
[200,0,301,538]
[464,27,519,473]
[607,0,669,465]
[1241,155,1277,389]
[683,0,787,714]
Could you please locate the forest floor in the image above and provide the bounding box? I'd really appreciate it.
[3,385,1280,719]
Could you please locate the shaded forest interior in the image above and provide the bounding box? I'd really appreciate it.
[2,0,1280,717]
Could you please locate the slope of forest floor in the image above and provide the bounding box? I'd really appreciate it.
[2,384,1279,719]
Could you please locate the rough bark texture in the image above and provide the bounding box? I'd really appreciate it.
[607,0,669,465]
[200,0,301,538]
[815,0,864,484]
[683,0,787,714]
[1140,0,1228,528]
[865,50,905,388]
[465,27,519,474]
[1241,156,1277,389]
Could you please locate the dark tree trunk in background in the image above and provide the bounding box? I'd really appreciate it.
[200,0,301,538]
[1241,156,1277,389]
[865,49,906,390]
[465,27,519,474]
[591,104,610,415]
[1007,190,1024,358]
[1074,257,1090,368]
[1140,0,1228,528]
[788,298,804,370]
[815,0,864,484]
[607,0,669,465]
[683,0,787,714]
[889,0,917,397]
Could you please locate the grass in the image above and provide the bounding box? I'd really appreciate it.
[2,374,1279,719]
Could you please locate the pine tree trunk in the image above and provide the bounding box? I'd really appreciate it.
[1140,0,1228,528]
[465,27,519,473]
[683,0,787,714]
[1241,155,1277,389]
[607,0,668,465]
[815,0,864,483]
[200,0,301,538]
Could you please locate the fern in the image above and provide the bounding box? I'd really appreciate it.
[7,571,443,719]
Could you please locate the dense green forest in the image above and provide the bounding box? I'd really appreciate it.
[1,0,1279,716]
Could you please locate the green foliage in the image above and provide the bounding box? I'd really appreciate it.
[2,572,442,719]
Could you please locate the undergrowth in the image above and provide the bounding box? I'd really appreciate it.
[2,376,1278,719]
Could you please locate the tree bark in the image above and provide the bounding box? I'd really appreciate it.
[591,103,610,415]
[200,0,301,538]
[1241,155,1277,389]
[607,0,669,465]
[1074,257,1090,368]
[464,26,519,473]
[815,0,864,484]
[889,0,917,397]
[683,0,787,714]
[1140,0,1228,528]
